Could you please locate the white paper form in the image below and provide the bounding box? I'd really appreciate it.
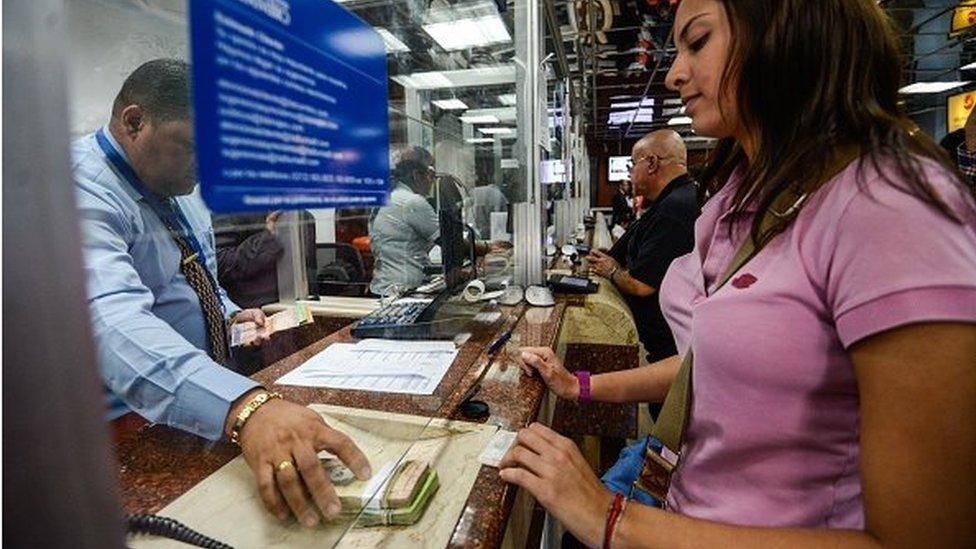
[275,339,458,395]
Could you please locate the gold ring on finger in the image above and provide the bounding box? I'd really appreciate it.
[275,460,294,473]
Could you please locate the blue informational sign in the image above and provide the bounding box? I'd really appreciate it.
[189,0,390,212]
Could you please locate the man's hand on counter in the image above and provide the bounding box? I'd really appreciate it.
[586,249,621,280]
[229,392,372,527]
[517,347,580,401]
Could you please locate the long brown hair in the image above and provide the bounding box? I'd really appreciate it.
[698,0,971,245]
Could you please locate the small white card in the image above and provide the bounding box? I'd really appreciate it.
[478,430,517,468]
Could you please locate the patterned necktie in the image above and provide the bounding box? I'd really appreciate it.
[162,210,229,365]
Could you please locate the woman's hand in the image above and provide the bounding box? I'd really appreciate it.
[518,347,580,401]
[499,423,613,547]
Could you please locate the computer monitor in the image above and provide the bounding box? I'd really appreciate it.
[439,209,475,289]
[608,156,630,181]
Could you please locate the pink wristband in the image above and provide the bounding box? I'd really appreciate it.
[575,370,591,404]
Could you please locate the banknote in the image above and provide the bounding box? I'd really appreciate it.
[230,304,313,347]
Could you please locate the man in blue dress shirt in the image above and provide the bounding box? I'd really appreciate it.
[73,59,369,527]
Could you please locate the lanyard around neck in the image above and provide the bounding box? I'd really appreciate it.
[95,128,209,272]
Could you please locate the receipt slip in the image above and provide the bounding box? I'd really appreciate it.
[275,339,458,395]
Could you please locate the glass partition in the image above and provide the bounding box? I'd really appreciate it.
[62,1,547,545]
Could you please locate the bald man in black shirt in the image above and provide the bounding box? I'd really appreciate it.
[588,130,699,363]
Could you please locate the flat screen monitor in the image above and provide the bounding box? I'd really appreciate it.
[439,209,474,290]
[608,156,630,182]
[541,159,567,184]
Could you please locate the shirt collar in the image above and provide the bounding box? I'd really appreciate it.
[651,172,694,205]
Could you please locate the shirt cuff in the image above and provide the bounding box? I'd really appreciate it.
[170,361,260,440]
[223,297,242,319]
[835,286,976,348]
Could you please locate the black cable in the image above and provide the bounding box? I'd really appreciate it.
[126,514,235,549]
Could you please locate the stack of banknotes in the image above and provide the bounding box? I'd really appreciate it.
[230,304,314,347]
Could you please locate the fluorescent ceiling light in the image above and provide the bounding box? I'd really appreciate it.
[668,116,693,126]
[392,71,452,89]
[432,98,469,110]
[501,159,519,169]
[466,137,495,143]
[423,15,511,51]
[498,93,517,105]
[899,81,969,94]
[391,66,516,90]
[663,98,684,105]
[375,28,409,53]
[962,61,976,71]
[464,107,516,122]
[460,114,500,124]
[479,127,515,135]
[607,109,653,125]
[611,98,654,109]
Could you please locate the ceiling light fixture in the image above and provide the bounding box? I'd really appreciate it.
[375,28,410,53]
[391,66,516,90]
[498,93,517,105]
[423,15,511,51]
[465,137,495,143]
[460,114,500,124]
[668,116,693,126]
[899,81,969,94]
[478,127,515,135]
[432,99,469,110]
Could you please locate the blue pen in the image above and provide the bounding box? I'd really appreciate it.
[487,329,513,356]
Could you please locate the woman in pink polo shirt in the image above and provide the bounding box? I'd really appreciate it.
[503,0,976,547]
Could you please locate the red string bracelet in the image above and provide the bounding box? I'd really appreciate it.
[602,492,625,549]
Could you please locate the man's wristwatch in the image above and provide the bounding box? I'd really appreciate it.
[607,265,619,281]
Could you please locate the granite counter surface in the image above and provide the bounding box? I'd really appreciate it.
[115,302,564,548]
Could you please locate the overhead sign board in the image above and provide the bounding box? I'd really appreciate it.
[947,90,976,133]
[951,2,976,36]
[190,0,390,211]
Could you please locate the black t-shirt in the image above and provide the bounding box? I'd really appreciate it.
[608,174,699,362]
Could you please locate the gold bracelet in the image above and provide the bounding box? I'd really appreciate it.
[230,391,282,446]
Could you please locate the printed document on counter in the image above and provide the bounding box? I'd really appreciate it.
[275,339,458,395]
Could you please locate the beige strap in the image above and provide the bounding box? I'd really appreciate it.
[650,227,762,453]
[650,148,860,456]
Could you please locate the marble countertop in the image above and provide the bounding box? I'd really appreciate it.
[114,301,567,548]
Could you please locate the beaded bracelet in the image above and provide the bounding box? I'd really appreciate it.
[229,391,282,446]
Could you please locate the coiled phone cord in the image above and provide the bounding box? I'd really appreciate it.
[126,514,234,549]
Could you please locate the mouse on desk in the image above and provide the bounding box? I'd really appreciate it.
[525,285,555,307]
[498,284,524,306]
